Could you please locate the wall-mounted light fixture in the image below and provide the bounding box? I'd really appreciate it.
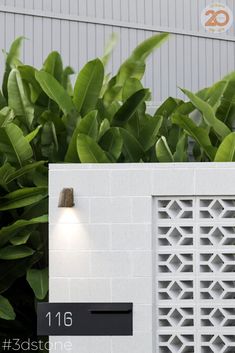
[58,188,74,208]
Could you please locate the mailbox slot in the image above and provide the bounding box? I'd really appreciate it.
[37,302,133,336]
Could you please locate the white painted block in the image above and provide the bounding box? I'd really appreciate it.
[49,224,111,251]
[70,279,111,302]
[110,170,152,196]
[49,170,110,197]
[131,251,152,277]
[90,197,132,223]
[111,333,152,353]
[49,197,90,224]
[111,224,152,250]
[131,197,152,223]
[49,278,70,302]
[91,252,132,277]
[133,305,153,332]
[112,278,152,304]
[195,168,235,195]
[50,251,91,277]
[151,168,195,195]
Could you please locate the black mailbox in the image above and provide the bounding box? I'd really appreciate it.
[37,303,133,336]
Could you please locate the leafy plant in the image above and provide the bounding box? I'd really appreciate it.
[1,32,235,337]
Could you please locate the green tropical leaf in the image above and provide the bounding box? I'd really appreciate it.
[216,78,235,128]
[0,187,48,211]
[62,66,74,95]
[172,113,216,160]
[0,295,16,320]
[73,59,104,116]
[18,65,42,102]
[0,123,33,166]
[118,33,169,83]
[35,70,75,115]
[10,231,31,246]
[0,163,15,189]
[119,128,144,162]
[5,161,46,184]
[42,51,63,83]
[65,111,98,162]
[214,132,235,162]
[139,115,163,151]
[98,119,110,139]
[112,89,149,126]
[0,245,34,260]
[173,133,188,162]
[101,33,118,68]
[0,107,15,127]
[77,133,110,163]
[8,69,34,128]
[182,88,231,139]
[99,127,123,160]
[26,268,48,300]
[77,110,98,139]
[156,136,174,162]
[2,36,24,98]
[0,215,48,247]
[122,78,143,101]
[0,252,42,293]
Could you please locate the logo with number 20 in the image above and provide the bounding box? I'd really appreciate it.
[201,3,233,33]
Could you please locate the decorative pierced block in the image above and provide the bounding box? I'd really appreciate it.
[159,334,195,353]
[155,197,235,353]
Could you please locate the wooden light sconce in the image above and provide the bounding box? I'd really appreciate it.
[58,188,75,207]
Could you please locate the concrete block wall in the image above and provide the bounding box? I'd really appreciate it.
[49,163,235,353]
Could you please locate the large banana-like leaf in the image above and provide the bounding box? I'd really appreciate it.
[172,113,216,160]
[119,128,144,162]
[118,33,169,84]
[17,65,42,103]
[8,69,34,128]
[0,107,15,127]
[112,89,149,126]
[77,133,110,163]
[0,245,34,260]
[0,252,42,294]
[99,127,123,160]
[0,90,6,109]
[0,123,33,166]
[0,187,48,211]
[182,88,231,140]
[73,59,104,116]
[173,134,188,162]
[35,71,75,115]
[139,115,163,151]
[2,36,24,98]
[65,111,98,162]
[214,132,235,162]
[26,268,48,300]
[101,33,118,68]
[77,110,98,139]
[216,78,235,128]
[5,161,46,184]
[156,136,174,162]
[0,295,16,320]
[0,215,48,247]
[0,163,15,189]
[42,51,63,83]
[122,78,144,101]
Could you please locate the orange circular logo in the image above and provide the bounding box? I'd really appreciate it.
[201,3,233,33]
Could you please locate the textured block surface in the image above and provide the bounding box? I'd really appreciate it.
[49,163,235,353]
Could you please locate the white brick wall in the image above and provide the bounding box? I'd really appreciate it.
[49,163,235,353]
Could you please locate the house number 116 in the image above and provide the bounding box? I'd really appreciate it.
[46,312,73,327]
